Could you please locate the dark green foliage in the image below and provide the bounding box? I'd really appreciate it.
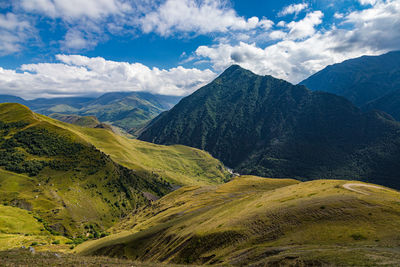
[13,127,84,156]
[300,51,400,106]
[363,88,400,121]
[139,65,400,189]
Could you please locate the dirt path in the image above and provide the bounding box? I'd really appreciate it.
[342,183,387,195]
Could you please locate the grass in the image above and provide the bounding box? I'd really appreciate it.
[76,177,400,266]
[39,113,230,186]
[0,249,185,267]
[0,103,230,249]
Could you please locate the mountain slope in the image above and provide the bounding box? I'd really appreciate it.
[0,103,228,244]
[363,88,400,120]
[300,51,400,106]
[0,103,172,238]
[139,65,400,189]
[50,113,101,128]
[77,176,400,266]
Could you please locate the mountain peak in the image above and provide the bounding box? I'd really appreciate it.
[218,64,254,78]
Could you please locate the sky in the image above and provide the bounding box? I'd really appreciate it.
[0,0,399,99]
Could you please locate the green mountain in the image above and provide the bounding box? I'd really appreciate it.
[77,176,400,266]
[363,88,400,121]
[139,65,400,189]
[0,103,228,245]
[300,51,400,106]
[50,113,101,128]
[0,92,182,133]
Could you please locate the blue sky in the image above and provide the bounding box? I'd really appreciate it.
[0,0,399,99]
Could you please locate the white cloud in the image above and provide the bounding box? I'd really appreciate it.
[0,12,34,55]
[278,3,309,17]
[0,55,216,99]
[286,11,324,40]
[358,0,378,5]
[140,0,272,36]
[195,0,400,84]
[19,0,126,20]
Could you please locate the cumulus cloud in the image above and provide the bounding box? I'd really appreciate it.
[286,11,323,40]
[0,12,35,55]
[195,0,400,84]
[0,55,216,99]
[278,3,308,17]
[19,0,128,20]
[140,0,272,36]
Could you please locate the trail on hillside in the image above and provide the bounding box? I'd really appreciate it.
[343,183,388,195]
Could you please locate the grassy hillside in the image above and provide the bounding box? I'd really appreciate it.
[0,103,173,241]
[50,113,101,128]
[77,176,400,266]
[0,203,70,251]
[40,115,230,186]
[0,103,229,250]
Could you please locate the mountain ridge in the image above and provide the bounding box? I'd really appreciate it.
[139,65,400,189]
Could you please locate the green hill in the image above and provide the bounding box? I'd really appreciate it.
[0,103,229,246]
[77,176,400,266]
[50,113,101,128]
[139,65,400,189]
[300,51,400,107]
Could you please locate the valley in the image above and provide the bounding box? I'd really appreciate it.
[1,54,400,266]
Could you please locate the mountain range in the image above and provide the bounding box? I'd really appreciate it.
[1,51,400,266]
[139,65,400,189]
[0,92,182,134]
[300,51,400,120]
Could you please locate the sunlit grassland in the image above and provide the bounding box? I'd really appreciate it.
[77,176,400,266]
[40,114,230,186]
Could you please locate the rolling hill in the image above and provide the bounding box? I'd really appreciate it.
[0,103,229,247]
[139,65,400,189]
[77,176,400,266]
[300,51,400,107]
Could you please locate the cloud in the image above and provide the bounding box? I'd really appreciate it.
[0,12,35,55]
[195,0,400,84]
[19,0,127,20]
[286,11,324,40]
[0,55,216,99]
[278,3,308,17]
[140,0,271,36]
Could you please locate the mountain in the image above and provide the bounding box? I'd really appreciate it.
[77,176,400,266]
[0,92,182,133]
[363,88,400,120]
[139,65,400,189]
[300,51,400,106]
[0,103,229,246]
[50,113,101,128]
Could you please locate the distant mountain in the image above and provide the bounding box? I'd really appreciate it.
[50,113,101,128]
[139,65,400,189]
[0,92,182,132]
[300,51,400,106]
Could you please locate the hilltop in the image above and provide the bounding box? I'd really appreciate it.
[139,65,400,189]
